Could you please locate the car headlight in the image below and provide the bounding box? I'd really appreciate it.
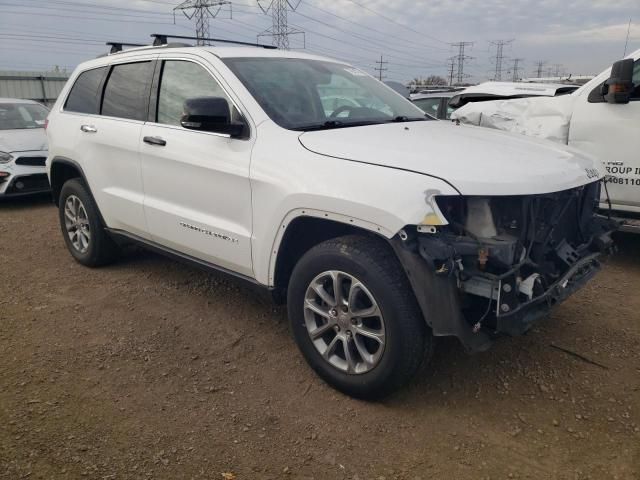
[0,151,13,164]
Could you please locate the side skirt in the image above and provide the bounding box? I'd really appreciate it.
[105,228,268,291]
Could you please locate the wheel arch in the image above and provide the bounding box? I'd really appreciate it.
[269,209,396,296]
[49,157,88,206]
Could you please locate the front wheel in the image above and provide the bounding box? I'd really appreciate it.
[287,235,433,399]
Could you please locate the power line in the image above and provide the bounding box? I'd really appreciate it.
[489,39,513,81]
[447,57,456,86]
[374,54,388,81]
[174,0,233,45]
[451,41,473,84]
[256,0,304,49]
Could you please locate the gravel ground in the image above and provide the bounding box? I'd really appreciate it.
[0,195,639,480]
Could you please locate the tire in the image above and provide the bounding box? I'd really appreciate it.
[58,178,119,267]
[287,234,433,399]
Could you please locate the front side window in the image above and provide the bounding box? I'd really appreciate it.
[223,57,428,131]
[64,67,107,114]
[102,61,154,121]
[0,103,49,130]
[156,60,231,126]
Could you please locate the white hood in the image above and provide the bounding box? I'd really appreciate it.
[298,121,605,196]
[0,128,47,153]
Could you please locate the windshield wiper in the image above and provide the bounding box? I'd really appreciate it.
[294,119,382,132]
[389,115,428,123]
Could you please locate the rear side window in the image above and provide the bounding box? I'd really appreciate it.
[64,67,107,114]
[102,61,154,121]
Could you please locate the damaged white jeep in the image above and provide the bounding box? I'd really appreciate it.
[46,37,615,398]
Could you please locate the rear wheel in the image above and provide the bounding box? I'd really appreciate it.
[287,235,432,399]
[58,178,119,267]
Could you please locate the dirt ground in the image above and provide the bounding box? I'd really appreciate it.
[0,195,638,480]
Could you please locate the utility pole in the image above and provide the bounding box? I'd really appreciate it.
[534,60,546,78]
[623,18,632,57]
[374,55,388,81]
[174,0,232,46]
[511,58,524,82]
[257,0,305,49]
[447,57,456,86]
[450,41,473,85]
[489,39,513,81]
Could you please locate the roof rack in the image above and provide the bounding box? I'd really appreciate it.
[150,33,277,49]
[106,42,147,54]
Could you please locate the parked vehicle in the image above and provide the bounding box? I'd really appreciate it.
[452,50,640,232]
[46,36,615,398]
[0,98,50,197]
[411,91,457,119]
[412,82,577,120]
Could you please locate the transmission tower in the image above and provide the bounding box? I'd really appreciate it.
[447,57,456,86]
[174,0,232,46]
[257,0,305,49]
[450,41,473,85]
[510,58,524,82]
[549,63,564,78]
[489,39,513,81]
[534,60,546,78]
[374,55,388,81]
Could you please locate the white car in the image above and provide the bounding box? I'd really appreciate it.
[0,98,50,197]
[46,37,615,398]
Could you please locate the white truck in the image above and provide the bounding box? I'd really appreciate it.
[46,35,615,398]
[453,49,640,232]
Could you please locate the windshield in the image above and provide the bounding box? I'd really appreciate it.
[223,57,429,131]
[0,102,48,130]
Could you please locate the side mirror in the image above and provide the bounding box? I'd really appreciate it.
[180,97,246,137]
[602,58,634,104]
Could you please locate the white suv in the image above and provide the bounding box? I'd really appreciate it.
[46,39,615,398]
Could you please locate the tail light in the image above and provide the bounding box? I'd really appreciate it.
[44,118,49,130]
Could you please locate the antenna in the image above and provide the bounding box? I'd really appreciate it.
[257,0,305,50]
[374,55,388,81]
[174,0,232,46]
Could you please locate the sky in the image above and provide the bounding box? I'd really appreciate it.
[0,0,638,83]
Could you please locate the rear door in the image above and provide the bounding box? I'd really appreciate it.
[569,57,640,214]
[139,57,254,277]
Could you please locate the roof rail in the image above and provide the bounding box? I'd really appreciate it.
[150,33,277,49]
[106,42,147,54]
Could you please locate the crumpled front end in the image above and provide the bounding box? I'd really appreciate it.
[392,180,616,352]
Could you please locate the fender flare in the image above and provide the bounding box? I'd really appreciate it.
[266,208,395,286]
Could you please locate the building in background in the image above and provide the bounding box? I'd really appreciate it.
[0,69,70,107]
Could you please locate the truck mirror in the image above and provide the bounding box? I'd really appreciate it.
[603,58,634,104]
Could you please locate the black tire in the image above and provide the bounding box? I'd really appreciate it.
[287,234,433,399]
[58,178,119,267]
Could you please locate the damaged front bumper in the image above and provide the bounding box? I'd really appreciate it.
[391,181,617,353]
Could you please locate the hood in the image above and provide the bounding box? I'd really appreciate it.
[298,121,605,196]
[0,128,47,153]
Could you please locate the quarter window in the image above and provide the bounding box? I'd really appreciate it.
[157,60,230,126]
[102,61,154,121]
[64,67,107,114]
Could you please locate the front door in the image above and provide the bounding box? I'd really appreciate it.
[570,57,640,214]
[139,58,254,277]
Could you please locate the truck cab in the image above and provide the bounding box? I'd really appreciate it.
[569,52,640,231]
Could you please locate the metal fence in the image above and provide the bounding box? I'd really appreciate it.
[0,70,70,107]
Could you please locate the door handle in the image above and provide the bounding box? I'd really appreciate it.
[80,125,97,133]
[143,136,166,146]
